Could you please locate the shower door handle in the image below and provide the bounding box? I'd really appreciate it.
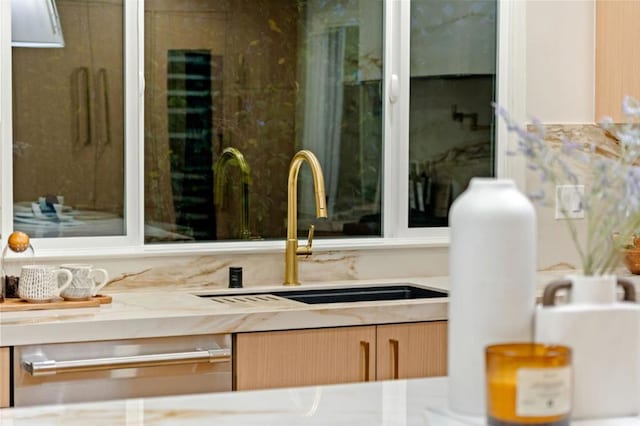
[96,68,111,148]
[72,66,91,148]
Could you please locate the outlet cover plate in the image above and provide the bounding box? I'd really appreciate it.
[555,185,585,219]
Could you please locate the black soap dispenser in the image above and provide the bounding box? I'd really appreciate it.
[229,267,243,288]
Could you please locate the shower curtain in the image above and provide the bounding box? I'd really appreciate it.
[300,27,346,219]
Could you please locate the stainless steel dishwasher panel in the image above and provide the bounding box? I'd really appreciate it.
[14,334,231,406]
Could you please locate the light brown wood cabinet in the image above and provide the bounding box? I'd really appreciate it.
[234,321,447,391]
[234,325,376,391]
[0,347,10,408]
[595,1,640,122]
[376,321,447,381]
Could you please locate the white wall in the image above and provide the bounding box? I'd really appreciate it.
[526,0,594,123]
[526,0,596,271]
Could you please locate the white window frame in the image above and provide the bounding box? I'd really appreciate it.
[389,0,526,241]
[0,0,526,260]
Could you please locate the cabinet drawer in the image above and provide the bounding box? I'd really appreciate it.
[376,321,447,381]
[0,347,10,408]
[234,326,376,391]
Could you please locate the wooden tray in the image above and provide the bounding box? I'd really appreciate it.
[0,294,112,312]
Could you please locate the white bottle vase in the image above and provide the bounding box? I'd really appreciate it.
[536,275,640,419]
[448,178,537,416]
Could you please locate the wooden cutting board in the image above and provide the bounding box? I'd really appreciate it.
[0,294,112,312]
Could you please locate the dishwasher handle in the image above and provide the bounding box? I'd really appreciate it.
[22,348,232,377]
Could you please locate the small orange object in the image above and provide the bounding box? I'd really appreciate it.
[8,231,30,253]
[624,248,640,274]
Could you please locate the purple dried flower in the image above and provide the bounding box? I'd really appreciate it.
[600,116,614,127]
[623,95,640,117]
[619,131,640,145]
[561,139,581,155]
[531,117,545,135]
[494,97,640,275]
[528,189,545,201]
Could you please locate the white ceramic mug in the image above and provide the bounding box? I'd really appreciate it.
[59,264,109,300]
[18,265,73,303]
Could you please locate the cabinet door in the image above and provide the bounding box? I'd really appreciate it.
[12,1,93,208]
[596,1,640,122]
[234,326,376,391]
[0,347,10,408]
[376,321,447,381]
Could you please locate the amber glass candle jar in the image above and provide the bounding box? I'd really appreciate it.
[486,343,571,426]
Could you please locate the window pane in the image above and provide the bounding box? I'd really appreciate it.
[144,0,383,243]
[12,0,125,238]
[409,0,496,227]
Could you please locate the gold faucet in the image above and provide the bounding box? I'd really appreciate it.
[284,150,328,286]
[214,147,251,240]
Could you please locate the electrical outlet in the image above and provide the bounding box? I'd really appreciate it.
[555,185,585,219]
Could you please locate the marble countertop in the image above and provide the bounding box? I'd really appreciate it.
[2,271,639,347]
[2,376,639,425]
[0,277,451,346]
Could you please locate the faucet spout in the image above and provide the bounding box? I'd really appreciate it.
[284,150,327,286]
[214,147,251,240]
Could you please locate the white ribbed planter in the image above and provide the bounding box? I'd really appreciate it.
[536,274,640,419]
[448,178,537,416]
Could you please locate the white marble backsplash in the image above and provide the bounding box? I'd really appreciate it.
[89,247,450,293]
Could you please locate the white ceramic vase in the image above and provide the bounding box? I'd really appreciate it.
[448,178,537,416]
[535,274,640,419]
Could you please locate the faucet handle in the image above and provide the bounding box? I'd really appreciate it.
[297,224,315,256]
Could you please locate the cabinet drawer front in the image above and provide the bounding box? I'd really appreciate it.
[0,347,9,408]
[376,321,447,381]
[235,326,376,391]
[14,335,231,406]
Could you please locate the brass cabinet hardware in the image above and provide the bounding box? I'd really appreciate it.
[360,340,370,382]
[389,338,399,380]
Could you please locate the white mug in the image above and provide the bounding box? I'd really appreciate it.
[18,265,73,303]
[59,264,109,300]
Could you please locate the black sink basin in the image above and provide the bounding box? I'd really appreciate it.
[276,285,447,304]
[202,284,447,304]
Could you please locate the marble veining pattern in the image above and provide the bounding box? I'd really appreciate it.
[3,271,638,346]
[98,252,372,293]
[2,377,639,425]
[0,277,453,346]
